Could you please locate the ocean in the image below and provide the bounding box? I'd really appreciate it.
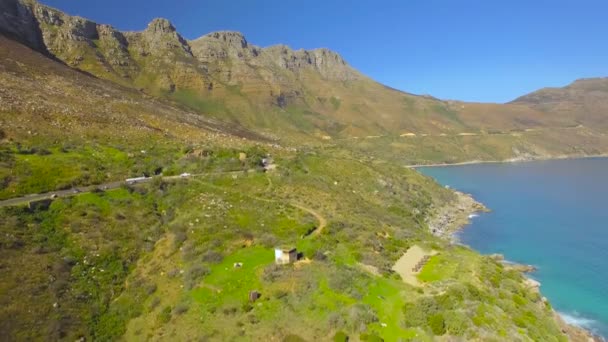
[419,158,608,338]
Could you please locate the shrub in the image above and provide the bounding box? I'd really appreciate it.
[359,333,383,341]
[148,297,161,312]
[347,304,378,332]
[184,265,210,290]
[157,306,172,324]
[173,303,189,315]
[428,313,446,335]
[333,331,349,342]
[444,311,469,336]
[262,264,287,282]
[173,231,187,250]
[201,250,224,264]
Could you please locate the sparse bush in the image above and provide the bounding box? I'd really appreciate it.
[149,297,161,311]
[258,233,277,248]
[173,303,189,315]
[157,306,172,324]
[312,250,328,261]
[144,283,157,295]
[173,231,187,250]
[359,333,383,341]
[428,313,446,335]
[347,304,378,332]
[333,331,348,342]
[445,311,469,336]
[262,264,288,282]
[222,306,238,316]
[184,265,210,290]
[242,302,253,313]
[201,250,223,264]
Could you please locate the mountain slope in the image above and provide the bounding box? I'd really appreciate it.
[3,0,608,165]
[512,77,608,129]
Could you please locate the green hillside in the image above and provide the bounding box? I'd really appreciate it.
[0,0,603,340]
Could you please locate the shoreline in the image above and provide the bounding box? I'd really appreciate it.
[426,190,488,240]
[406,153,608,169]
[430,187,605,341]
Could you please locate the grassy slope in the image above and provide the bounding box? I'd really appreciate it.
[0,152,569,341]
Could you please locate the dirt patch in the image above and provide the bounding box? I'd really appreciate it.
[392,245,437,286]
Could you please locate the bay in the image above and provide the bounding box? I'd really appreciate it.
[419,158,608,337]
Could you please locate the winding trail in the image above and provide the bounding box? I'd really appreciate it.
[290,203,327,236]
[264,174,327,237]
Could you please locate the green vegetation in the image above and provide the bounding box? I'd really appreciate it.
[0,10,590,341]
[171,89,230,117]
[0,149,570,340]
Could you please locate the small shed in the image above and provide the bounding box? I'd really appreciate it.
[249,290,261,302]
[274,247,297,265]
[28,199,53,211]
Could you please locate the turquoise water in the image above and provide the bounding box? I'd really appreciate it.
[419,158,608,338]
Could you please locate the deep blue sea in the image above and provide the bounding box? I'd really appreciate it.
[419,158,608,338]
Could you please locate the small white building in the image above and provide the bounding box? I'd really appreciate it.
[274,247,297,265]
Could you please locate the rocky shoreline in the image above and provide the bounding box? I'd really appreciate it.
[429,192,604,342]
[426,190,488,239]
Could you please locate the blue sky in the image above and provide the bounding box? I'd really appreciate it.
[40,0,608,103]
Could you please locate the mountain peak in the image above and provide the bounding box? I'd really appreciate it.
[201,31,248,48]
[146,18,176,34]
[139,17,191,55]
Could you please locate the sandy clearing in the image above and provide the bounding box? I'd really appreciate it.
[392,245,436,286]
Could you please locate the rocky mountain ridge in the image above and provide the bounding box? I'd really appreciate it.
[2,0,608,163]
[0,0,358,84]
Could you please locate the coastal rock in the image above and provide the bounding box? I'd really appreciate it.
[426,190,488,238]
[524,277,541,289]
[489,253,505,261]
[506,263,538,273]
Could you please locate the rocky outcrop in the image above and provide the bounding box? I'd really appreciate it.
[137,18,192,56]
[0,0,47,52]
[263,45,359,80]
[190,31,258,62]
[190,31,359,81]
[1,0,359,97]
[426,191,488,239]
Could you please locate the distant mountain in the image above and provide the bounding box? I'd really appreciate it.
[2,0,608,163]
[511,77,608,129]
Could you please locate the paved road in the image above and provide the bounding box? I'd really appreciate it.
[0,180,140,208]
[0,169,256,208]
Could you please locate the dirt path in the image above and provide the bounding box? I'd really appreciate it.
[392,245,436,286]
[290,203,327,237]
[193,177,327,238]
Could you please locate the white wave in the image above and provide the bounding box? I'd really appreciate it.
[468,214,479,219]
[559,311,597,330]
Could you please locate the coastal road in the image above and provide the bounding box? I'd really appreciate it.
[0,180,126,208]
[0,170,251,208]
